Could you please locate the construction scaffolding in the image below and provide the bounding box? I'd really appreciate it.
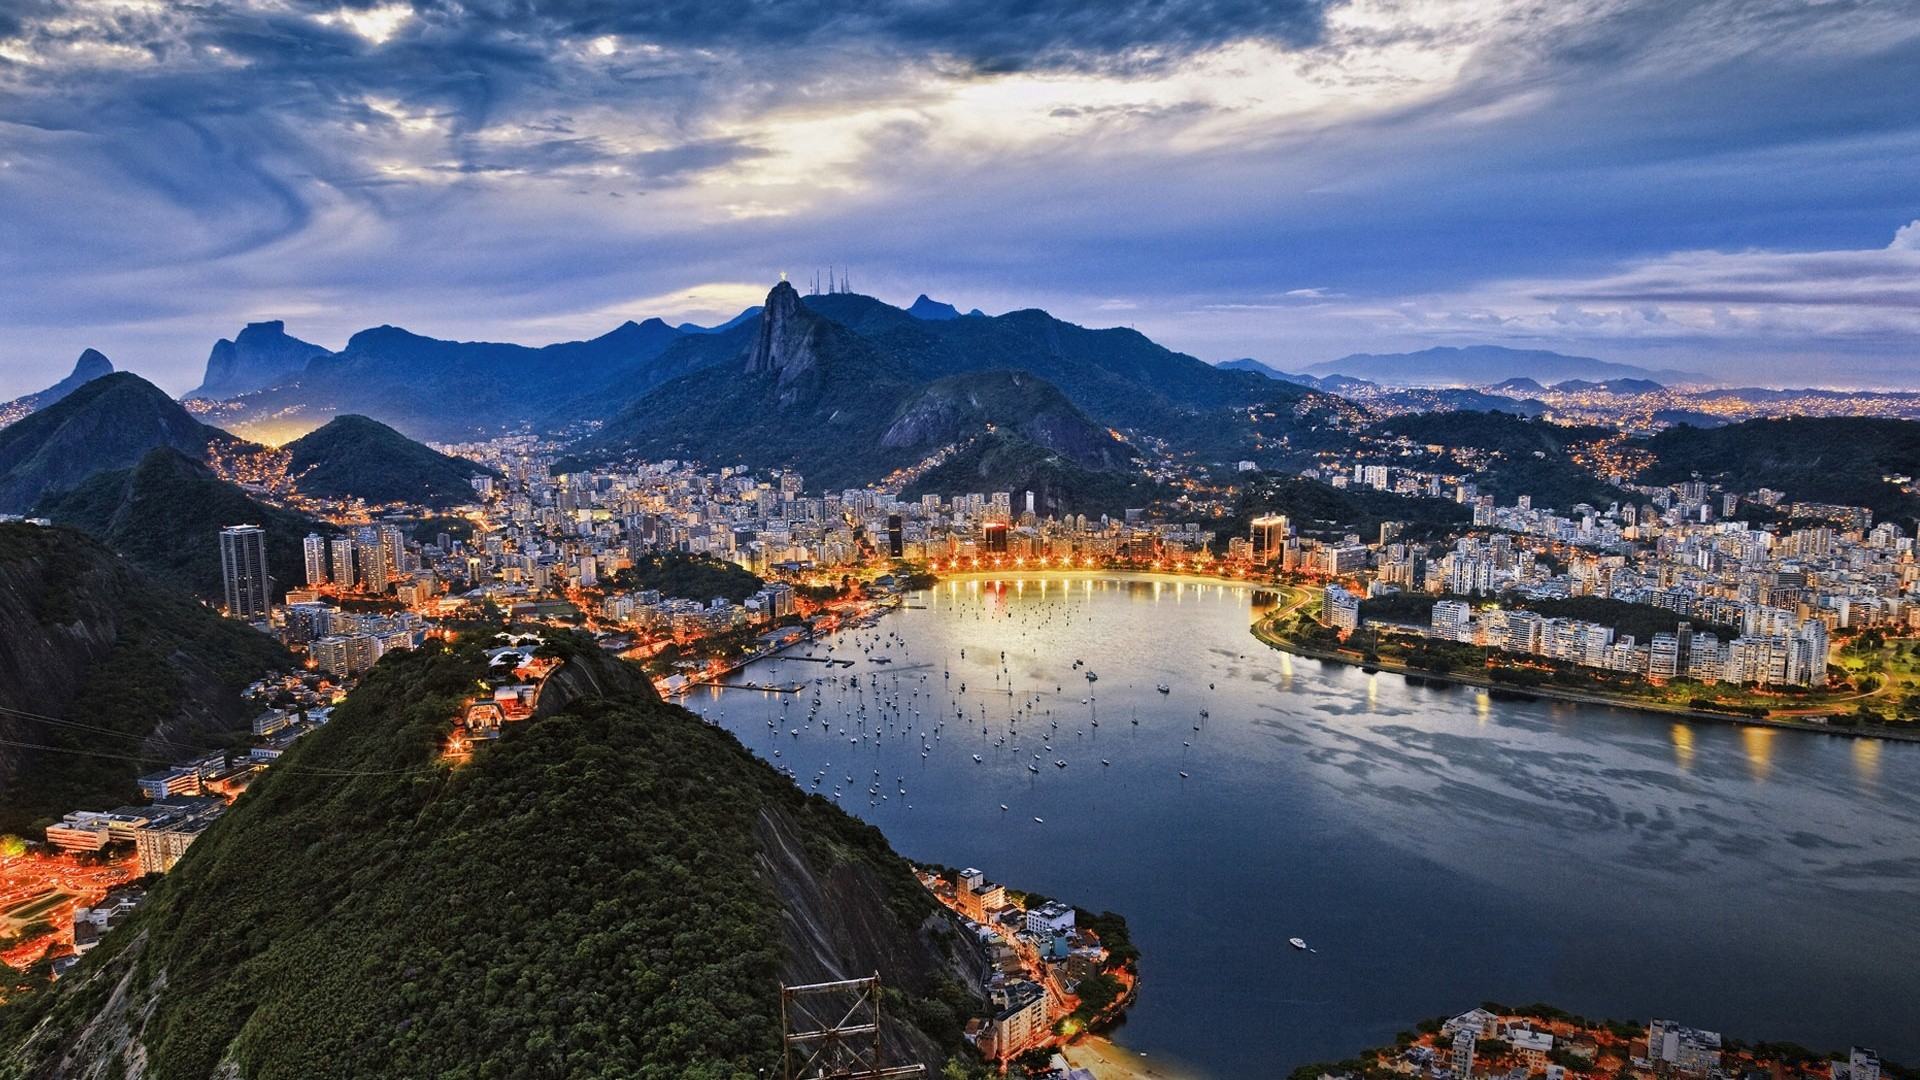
[780,973,927,1080]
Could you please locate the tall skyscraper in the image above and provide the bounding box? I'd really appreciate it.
[303,534,329,586]
[219,525,271,619]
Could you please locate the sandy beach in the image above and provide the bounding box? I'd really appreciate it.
[1061,1036,1211,1080]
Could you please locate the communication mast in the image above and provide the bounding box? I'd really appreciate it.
[780,974,926,1080]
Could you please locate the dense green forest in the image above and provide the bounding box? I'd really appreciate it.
[0,636,969,1078]
[608,551,764,602]
[36,446,318,603]
[1640,416,1920,519]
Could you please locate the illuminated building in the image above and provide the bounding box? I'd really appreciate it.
[303,533,329,586]
[219,525,272,619]
[1251,515,1288,562]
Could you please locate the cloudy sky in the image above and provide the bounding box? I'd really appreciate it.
[2,0,1918,399]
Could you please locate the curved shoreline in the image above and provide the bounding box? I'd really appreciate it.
[1249,612,1920,745]
[916,569,1919,743]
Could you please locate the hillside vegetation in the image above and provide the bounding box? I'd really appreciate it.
[285,414,491,508]
[0,524,290,832]
[0,637,972,1078]
[0,373,239,514]
[1642,417,1920,519]
[35,447,318,604]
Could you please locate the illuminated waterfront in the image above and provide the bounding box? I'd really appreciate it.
[686,574,1920,1076]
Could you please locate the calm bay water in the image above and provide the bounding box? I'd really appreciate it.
[684,574,1920,1076]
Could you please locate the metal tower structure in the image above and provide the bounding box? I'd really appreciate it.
[780,974,926,1080]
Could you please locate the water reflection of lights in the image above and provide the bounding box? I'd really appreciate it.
[1670,723,1695,772]
[1742,726,1774,782]
[1854,737,1882,784]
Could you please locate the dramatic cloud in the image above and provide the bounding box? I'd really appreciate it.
[0,0,1916,396]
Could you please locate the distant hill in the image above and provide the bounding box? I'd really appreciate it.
[199,319,688,442]
[1376,387,1550,418]
[0,372,242,514]
[0,636,975,1074]
[0,523,290,831]
[1490,377,1548,395]
[1217,357,1310,383]
[906,294,962,320]
[1641,416,1920,519]
[187,320,331,400]
[1218,360,1550,418]
[1552,377,1663,395]
[676,307,759,334]
[36,447,319,603]
[1305,345,1705,387]
[0,349,114,429]
[1367,410,1625,510]
[284,415,491,508]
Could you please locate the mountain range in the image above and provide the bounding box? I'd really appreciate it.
[563,282,1335,495]
[1299,345,1707,387]
[196,318,688,443]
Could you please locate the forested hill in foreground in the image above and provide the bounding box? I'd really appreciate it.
[0,524,290,833]
[0,636,979,1079]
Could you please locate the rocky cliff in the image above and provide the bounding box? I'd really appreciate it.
[187,322,331,401]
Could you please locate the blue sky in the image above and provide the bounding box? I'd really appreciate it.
[1,0,1917,399]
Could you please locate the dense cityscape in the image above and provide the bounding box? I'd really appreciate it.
[2,0,1917,1076]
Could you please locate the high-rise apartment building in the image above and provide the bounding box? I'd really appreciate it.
[219,525,271,619]
[329,537,356,588]
[302,533,329,586]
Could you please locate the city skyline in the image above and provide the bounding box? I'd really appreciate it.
[3,0,1919,398]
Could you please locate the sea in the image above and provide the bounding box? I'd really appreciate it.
[682,574,1920,1076]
